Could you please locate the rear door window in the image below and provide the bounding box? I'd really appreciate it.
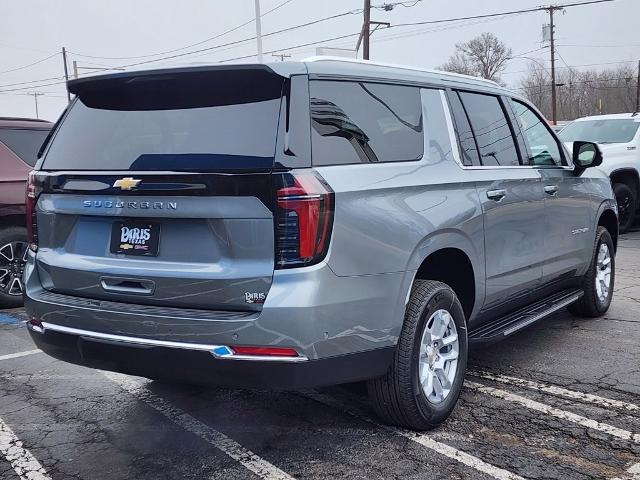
[447,91,481,166]
[458,91,521,167]
[0,128,50,166]
[310,80,423,165]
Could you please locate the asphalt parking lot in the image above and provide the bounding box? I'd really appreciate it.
[1,233,639,480]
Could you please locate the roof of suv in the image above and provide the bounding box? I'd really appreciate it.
[0,117,53,129]
[67,58,514,99]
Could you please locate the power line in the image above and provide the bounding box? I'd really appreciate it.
[0,9,360,91]
[0,52,59,75]
[0,0,622,93]
[68,0,297,61]
[95,10,361,70]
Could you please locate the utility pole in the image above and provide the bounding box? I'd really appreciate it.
[62,47,70,103]
[254,0,263,62]
[636,59,640,113]
[544,6,560,125]
[28,92,44,119]
[272,53,291,62]
[363,0,371,60]
[73,60,79,79]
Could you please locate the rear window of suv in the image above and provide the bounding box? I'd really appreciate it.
[42,72,284,171]
[0,128,50,167]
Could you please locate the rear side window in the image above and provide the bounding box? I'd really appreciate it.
[43,73,284,171]
[310,81,423,165]
[0,128,50,167]
[459,92,520,167]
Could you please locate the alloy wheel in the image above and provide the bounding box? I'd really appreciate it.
[595,243,612,304]
[0,241,28,296]
[418,309,460,404]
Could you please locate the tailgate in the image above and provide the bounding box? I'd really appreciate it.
[35,188,274,311]
[33,66,287,311]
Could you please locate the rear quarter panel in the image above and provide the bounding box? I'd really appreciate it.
[316,146,486,323]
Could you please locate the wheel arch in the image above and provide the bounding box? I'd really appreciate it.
[597,204,619,252]
[0,213,26,229]
[404,230,483,322]
[610,168,640,207]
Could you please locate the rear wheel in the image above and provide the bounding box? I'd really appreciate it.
[0,227,28,308]
[613,183,636,234]
[367,280,467,430]
[569,226,615,317]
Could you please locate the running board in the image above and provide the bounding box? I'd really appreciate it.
[469,289,583,344]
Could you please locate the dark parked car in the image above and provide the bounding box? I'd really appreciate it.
[0,117,52,307]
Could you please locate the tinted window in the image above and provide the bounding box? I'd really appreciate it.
[459,92,520,167]
[448,92,481,166]
[43,89,282,171]
[310,81,423,165]
[512,100,563,166]
[0,128,50,167]
[559,119,640,144]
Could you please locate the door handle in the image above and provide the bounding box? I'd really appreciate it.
[101,277,155,295]
[486,189,507,201]
[544,185,559,196]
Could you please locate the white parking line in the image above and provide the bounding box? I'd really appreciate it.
[470,371,640,412]
[104,372,295,480]
[466,381,640,443]
[0,416,50,480]
[305,392,526,480]
[0,350,42,362]
[611,462,640,480]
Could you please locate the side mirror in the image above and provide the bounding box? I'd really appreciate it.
[573,141,602,172]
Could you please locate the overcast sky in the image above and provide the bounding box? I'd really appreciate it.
[1,0,638,121]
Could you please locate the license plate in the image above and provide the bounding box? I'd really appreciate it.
[110,221,160,256]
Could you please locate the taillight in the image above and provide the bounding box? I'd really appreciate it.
[26,171,42,252]
[273,170,334,269]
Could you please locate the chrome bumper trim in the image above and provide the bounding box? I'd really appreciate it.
[30,322,308,362]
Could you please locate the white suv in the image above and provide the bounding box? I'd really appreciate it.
[560,113,640,232]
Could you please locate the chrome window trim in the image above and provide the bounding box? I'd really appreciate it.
[30,322,309,362]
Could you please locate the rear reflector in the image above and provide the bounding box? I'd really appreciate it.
[273,170,334,269]
[231,346,300,357]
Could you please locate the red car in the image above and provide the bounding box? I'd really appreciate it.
[0,117,52,308]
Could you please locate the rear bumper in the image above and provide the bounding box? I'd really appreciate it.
[24,252,409,388]
[27,322,394,389]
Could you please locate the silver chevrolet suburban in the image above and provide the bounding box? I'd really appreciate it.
[23,58,617,430]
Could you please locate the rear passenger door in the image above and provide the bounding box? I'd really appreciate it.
[509,98,593,284]
[450,90,545,311]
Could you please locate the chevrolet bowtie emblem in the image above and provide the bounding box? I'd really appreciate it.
[113,177,141,190]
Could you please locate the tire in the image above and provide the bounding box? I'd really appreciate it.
[613,183,636,234]
[0,226,28,309]
[568,226,615,318]
[367,280,468,430]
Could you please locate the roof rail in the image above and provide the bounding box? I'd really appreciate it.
[0,116,49,123]
[303,56,500,87]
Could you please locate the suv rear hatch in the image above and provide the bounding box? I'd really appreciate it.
[32,66,291,312]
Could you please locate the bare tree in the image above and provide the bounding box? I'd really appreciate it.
[438,52,475,76]
[439,33,512,83]
[519,61,638,120]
